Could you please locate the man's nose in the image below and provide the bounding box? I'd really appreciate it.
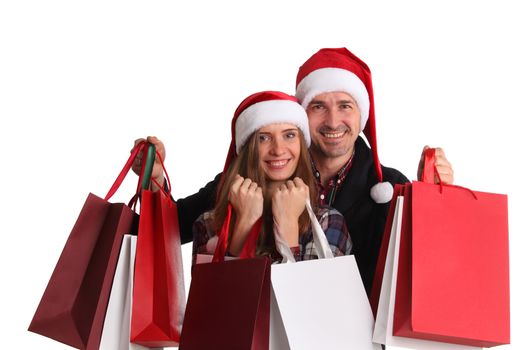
[323,107,339,128]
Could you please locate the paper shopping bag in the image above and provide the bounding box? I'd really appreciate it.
[99,235,161,350]
[130,152,186,347]
[370,184,405,318]
[271,256,380,350]
[392,149,510,347]
[372,194,481,350]
[29,195,136,349]
[179,204,270,350]
[180,257,271,350]
[27,142,156,349]
[270,201,380,350]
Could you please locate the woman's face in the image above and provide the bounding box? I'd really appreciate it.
[257,123,301,182]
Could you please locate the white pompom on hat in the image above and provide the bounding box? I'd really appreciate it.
[295,48,393,204]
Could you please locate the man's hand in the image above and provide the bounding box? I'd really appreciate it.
[417,146,454,185]
[131,136,166,190]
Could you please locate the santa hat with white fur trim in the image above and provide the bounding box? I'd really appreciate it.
[295,47,393,204]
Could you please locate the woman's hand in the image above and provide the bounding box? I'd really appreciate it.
[131,136,166,190]
[228,175,263,255]
[272,177,309,247]
[229,175,264,224]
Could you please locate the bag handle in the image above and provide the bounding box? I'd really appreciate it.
[422,148,443,185]
[140,143,156,190]
[211,204,263,263]
[130,143,175,210]
[306,200,334,259]
[128,142,158,209]
[274,199,334,263]
[105,141,173,206]
[422,148,478,199]
[105,141,148,201]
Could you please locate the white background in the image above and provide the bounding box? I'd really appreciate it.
[1,1,523,349]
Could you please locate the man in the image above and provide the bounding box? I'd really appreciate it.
[135,47,453,295]
[294,48,452,294]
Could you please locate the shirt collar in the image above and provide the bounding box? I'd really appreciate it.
[311,148,355,186]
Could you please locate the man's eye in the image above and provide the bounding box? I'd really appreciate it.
[310,104,324,110]
[341,104,353,109]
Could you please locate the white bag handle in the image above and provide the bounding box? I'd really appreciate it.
[274,199,334,263]
[306,200,334,260]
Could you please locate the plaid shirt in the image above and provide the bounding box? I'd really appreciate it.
[312,150,354,207]
[192,206,352,265]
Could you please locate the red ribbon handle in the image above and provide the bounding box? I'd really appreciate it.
[422,148,443,185]
[422,148,477,199]
[422,148,444,193]
[212,204,262,262]
[104,141,146,201]
[129,145,173,210]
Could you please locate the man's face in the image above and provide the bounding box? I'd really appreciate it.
[306,91,361,161]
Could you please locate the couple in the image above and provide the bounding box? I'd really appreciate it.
[134,47,454,294]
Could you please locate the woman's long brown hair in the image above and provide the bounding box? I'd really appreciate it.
[213,129,318,257]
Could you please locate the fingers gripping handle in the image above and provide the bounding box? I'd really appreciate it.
[422,148,443,184]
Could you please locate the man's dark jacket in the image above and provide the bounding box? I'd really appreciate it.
[176,136,408,295]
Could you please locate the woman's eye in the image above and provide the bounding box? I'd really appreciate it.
[259,134,270,142]
[285,132,297,139]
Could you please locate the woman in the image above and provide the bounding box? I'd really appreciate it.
[192,90,351,264]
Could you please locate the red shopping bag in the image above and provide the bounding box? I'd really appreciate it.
[179,205,270,350]
[130,150,186,347]
[28,143,149,349]
[392,149,510,347]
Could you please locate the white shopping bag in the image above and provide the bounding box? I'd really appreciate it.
[372,197,482,350]
[99,235,161,350]
[195,253,237,264]
[270,201,381,350]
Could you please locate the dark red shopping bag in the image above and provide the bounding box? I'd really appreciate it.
[130,152,186,347]
[28,143,149,349]
[179,205,270,350]
[392,149,510,347]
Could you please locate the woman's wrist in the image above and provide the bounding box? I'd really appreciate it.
[275,218,299,247]
[228,215,260,256]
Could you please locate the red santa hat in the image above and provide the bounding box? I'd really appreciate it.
[295,47,393,203]
[221,90,310,177]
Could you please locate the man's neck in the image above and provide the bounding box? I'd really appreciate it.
[311,150,354,187]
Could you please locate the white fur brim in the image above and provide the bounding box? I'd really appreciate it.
[235,99,310,154]
[296,67,369,132]
[370,181,393,204]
